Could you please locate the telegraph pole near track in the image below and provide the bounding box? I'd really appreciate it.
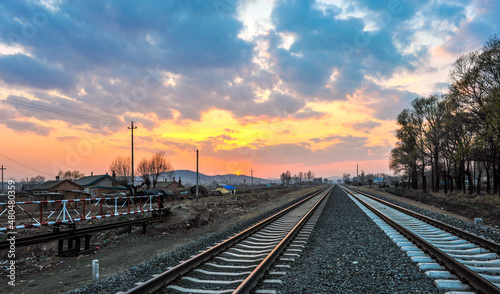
[356,164,359,189]
[196,149,199,202]
[250,168,254,193]
[128,121,137,190]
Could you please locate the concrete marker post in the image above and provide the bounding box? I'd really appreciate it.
[92,259,99,281]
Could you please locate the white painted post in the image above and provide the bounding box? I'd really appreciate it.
[92,259,99,281]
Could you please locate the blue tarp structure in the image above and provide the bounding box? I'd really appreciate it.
[222,185,235,190]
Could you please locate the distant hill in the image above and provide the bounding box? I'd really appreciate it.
[137,170,340,187]
[156,170,275,187]
[326,176,343,182]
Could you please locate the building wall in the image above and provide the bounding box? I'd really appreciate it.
[156,181,183,191]
[90,187,127,198]
[52,181,83,192]
[88,178,115,188]
[61,191,88,199]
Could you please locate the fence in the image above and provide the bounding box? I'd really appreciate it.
[0,195,165,231]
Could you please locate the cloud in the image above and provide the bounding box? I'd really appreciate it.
[430,1,500,55]
[0,54,74,90]
[203,134,390,166]
[0,105,17,122]
[55,136,79,142]
[3,119,51,136]
[343,121,382,133]
[266,0,426,100]
[4,95,124,131]
[1,0,499,180]
[293,108,326,120]
[0,0,480,127]
[0,0,261,123]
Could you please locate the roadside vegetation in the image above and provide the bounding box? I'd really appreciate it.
[390,36,500,196]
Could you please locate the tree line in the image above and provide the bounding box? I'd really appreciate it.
[343,171,394,187]
[280,170,316,186]
[390,36,500,195]
[109,151,175,194]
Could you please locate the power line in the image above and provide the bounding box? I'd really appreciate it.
[1,98,124,127]
[0,164,29,176]
[0,89,124,123]
[0,153,54,177]
[0,92,168,139]
[57,102,123,123]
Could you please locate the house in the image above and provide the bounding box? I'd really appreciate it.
[215,185,236,195]
[32,179,83,193]
[21,182,39,193]
[155,179,184,192]
[74,174,127,197]
[32,179,85,199]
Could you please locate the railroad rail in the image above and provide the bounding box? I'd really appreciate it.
[123,185,333,294]
[340,185,500,294]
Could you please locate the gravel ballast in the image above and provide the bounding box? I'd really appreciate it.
[360,188,500,244]
[70,185,499,293]
[278,185,440,293]
[69,189,319,294]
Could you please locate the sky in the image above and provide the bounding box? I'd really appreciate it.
[0,0,499,181]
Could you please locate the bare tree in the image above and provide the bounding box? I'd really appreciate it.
[29,175,45,184]
[110,156,133,194]
[136,158,151,189]
[150,151,174,188]
[58,170,85,180]
[342,173,351,183]
[280,170,292,187]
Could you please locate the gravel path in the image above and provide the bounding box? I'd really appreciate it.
[278,185,439,293]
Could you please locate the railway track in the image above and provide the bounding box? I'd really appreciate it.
[122,185,333,294]
[340,185,500,294]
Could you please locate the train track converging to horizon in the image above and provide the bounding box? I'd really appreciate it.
[122,186,333,294]
[340,185,500,294]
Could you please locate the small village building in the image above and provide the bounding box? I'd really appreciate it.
[32,179,85,199]
[155,179,184,192]
[215,185,236,195]
[74,174,127,197]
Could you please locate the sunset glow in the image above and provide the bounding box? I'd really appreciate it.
[1,0,499,180]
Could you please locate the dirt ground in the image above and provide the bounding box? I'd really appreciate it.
[1,186,322,294]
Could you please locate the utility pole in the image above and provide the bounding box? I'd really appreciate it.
[196,149,199,202]
[128,121,137,191]
[0,165,6,194]
[250,168,254,193]
[356,164,359,189]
